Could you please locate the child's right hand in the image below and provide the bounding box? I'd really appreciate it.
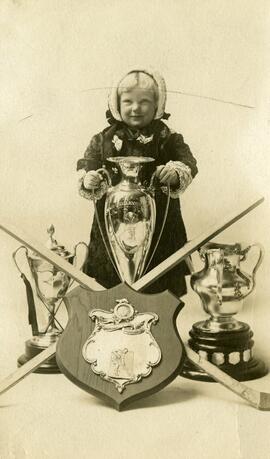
[83,170,103,189]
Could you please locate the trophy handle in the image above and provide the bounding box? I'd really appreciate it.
[199,249,206,262]
[12,245,29,275]
[96,167,112,188]
[148,170,157,196]
[84,167,112,201]
[73,242,89,272]
[143,172,171,275]
[12,245,32,277]
[193,248,224,307]
[12,246,39,336]
[240,243,264,287]
[95,199,122,280]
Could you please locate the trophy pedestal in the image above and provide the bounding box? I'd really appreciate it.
[181,321,267,382]
[17,338,60,374]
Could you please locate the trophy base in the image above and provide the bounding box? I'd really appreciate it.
[180,320,268,382]
[17,339,61,374]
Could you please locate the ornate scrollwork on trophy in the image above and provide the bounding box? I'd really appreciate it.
[82,298,161,393]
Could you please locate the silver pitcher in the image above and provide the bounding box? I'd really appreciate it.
[191,242,264,332]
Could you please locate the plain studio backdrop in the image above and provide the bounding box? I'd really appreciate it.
[0,1,270,459]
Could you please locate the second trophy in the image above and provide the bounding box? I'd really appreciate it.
[181,241,267,381]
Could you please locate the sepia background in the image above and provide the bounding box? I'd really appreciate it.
[0,1,269,458]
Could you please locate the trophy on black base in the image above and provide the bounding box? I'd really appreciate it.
[13,225,87,373]
[181,241,267,381]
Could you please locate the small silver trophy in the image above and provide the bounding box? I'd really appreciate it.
[13,225,88,373]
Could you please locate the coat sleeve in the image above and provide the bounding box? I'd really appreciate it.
[160,132,198,198]
[169,133,198,178]
[76,132,109,201]
[77,132,104,171]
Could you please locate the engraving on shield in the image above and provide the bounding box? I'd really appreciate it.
[109,349,134,379]
[82,298,161,393]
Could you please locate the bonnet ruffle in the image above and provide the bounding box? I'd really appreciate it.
[107,69,169,123]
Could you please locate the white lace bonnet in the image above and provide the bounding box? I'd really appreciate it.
[108,69,167,122]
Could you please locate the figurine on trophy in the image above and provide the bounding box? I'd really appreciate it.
[13,225,88,373]
[181,241,267,381]
[77,68,198,295]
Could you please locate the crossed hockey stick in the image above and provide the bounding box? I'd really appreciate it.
[0,196,270,410]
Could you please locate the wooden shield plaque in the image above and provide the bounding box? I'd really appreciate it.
[56,283,184,410]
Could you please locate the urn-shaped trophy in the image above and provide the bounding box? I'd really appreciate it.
[88,156,157,285]
[13,225,88,373]
[181,241,267,381]
[104,156,156,284]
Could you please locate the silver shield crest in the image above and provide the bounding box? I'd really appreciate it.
[82,298,161,393]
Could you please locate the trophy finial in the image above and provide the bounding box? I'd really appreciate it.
[45,224,72,258]
[46,224,58,250]
[47,224,55,236]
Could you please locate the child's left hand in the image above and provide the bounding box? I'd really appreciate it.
[155,164,179,186]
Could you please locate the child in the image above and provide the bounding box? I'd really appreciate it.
[77,69,198,297]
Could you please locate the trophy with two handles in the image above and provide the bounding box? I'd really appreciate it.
[182,241,267,381]
[82,156,164,285]
[13,225,88,373]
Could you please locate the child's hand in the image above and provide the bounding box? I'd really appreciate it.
[155,164,179,186]
[83,170,103,189]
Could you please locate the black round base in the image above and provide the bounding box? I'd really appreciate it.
[17,339,61,374]
[180,321,268,382]
[181,356,268,382]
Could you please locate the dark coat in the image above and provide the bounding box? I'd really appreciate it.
[77,120,198,296]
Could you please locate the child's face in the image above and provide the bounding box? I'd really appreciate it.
[119,88,156,129]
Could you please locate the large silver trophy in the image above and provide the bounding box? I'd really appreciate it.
[13,225,88,373]
[93,156,159,284]
[181,241,267,381]
[105,156,156,284]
